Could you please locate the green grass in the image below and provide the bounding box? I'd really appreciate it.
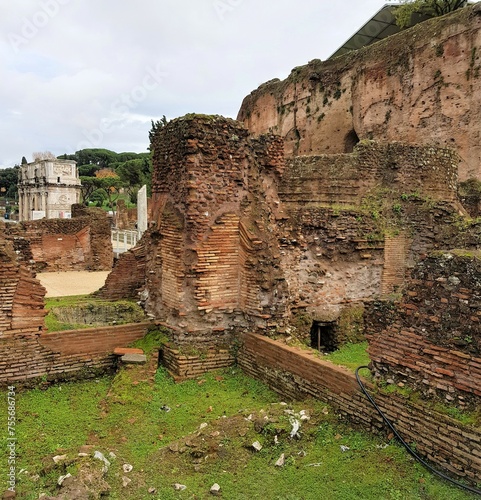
[131,326,170,354]
[323,341,370,371]
[0,366,478,499]
[44,295,146,332]
[44,295,95,331]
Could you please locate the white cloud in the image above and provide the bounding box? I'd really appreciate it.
[0,0,388,167]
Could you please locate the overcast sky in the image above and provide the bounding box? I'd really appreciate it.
[0,0,391,168]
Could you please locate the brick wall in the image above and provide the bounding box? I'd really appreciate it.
[368,252,481,406]
[161,344,234,381]
[146,115,287,338]
[1,223,149,384]
[381,233,410,295]
[279,142,458,209]
[0,322,150,385]
[5,206,112,272]
[238,333,481,482]
[97,239,147,300]
[141,115,466,347]
[0,231,46,337]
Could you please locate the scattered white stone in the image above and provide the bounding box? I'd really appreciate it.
[93,451,111,472]
[210,483,221,496]
[52,454,67,464]
[275,453,285,467]
[78,453,89,457]
[252,441,262,452]
[376,444,389,449]
[148,487,157,494]
[289,417,300,439]
[299,410,310,421]
[199,422,208,430]
[174,483,187,491]
[123,463,133,473]
[306,463,322,467]
[274,435,279,445]
[122,476,131,487]
[57,473,72,486]
[340,445,350,452]
[245,414,253,420]
[298,450,306,457]
[109,452,117,459]
[160,405,171,412]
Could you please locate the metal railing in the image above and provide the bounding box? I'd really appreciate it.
[111,229,138,256]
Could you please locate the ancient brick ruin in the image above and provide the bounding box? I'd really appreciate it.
[102,114,481,401]
[2,2,481,484]
[4,205,113,272]
[0,220,147,385]
[238,4,481,181]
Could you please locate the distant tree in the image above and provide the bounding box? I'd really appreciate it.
[79,176,100,205]
[90,188,108,207]
[0,166,19,199]
[394,0,468,28]
[21,156,27,165]
[96,175,125,225]
[78,164,98,177]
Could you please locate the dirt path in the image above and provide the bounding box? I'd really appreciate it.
[37,271,110,297]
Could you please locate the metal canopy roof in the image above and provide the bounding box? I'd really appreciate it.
[329,3,431,59]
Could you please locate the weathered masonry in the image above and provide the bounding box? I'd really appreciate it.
[4,205,113,272]
[104,114,464,355]
[238,4,481,181]
[0,220,147,384]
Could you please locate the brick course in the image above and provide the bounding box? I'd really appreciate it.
[238,333,481,482]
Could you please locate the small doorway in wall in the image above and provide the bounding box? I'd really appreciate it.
[344,129,360,153]
[310,321,338,353]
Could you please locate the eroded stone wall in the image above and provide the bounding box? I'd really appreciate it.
[238,4,481,181]
[144,115,286,344]
[97,117,461,345]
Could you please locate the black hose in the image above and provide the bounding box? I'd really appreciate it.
[355,366,481,497]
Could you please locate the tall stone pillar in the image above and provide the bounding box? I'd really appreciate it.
[137,185,148,237]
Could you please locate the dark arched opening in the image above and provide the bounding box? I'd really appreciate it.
[310,321,338,353]
[344,129,360,153]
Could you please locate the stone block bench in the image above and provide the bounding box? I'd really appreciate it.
[113,347,147,364]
